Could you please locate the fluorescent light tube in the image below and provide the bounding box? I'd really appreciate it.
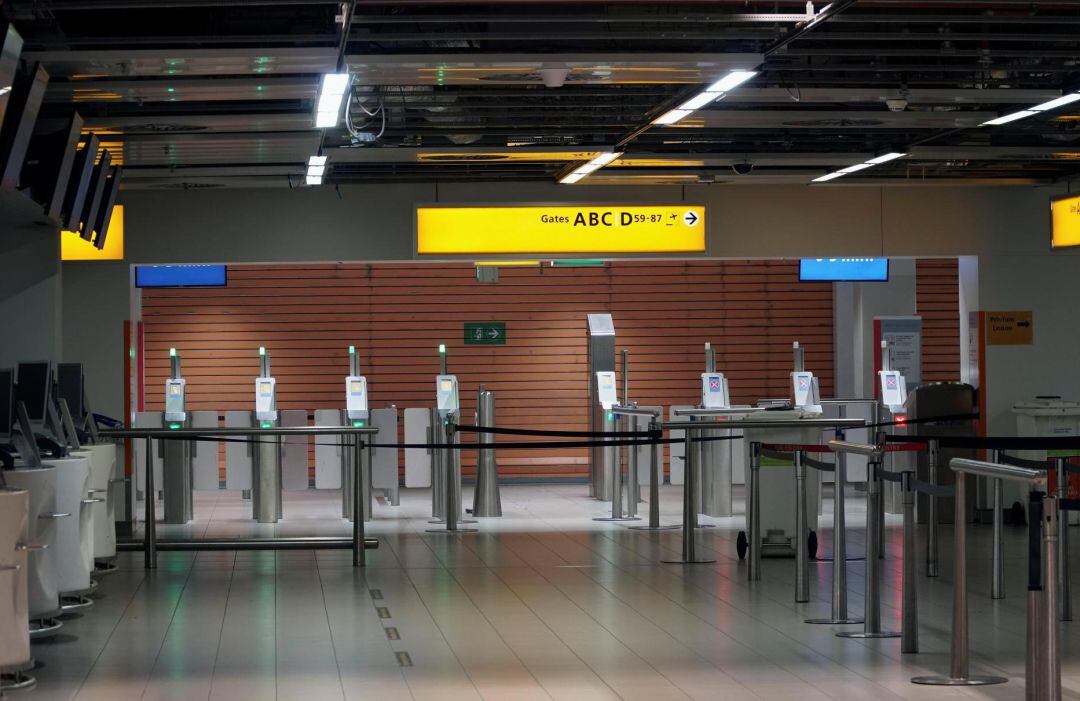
[314,73,350,128]
[306,165,326,177]
[590,151,622,167]
[1030,93,1080,112]
[308,155,327,167]
[981,110,1036,126]
[812,172,846,182]
[559,171,587,184]
[838,162,874,174]
[305,174,323,185]
[654,109,692,125]
[576,163,602,175]
[866,152,906,165]
[705,70,757,94]
[679,91,721,111]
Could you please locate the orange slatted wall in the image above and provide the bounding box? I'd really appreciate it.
[140,260,834,480]
[915,258,961,383]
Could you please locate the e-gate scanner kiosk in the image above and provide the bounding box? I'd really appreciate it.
[698,342,738,518]
[252,347,282,523]
[586,314,616,501]
[594,370,620,504]
[428,346,475,533]
[342,345,373,522]
[161,349,194,524]
[791,342,823,414]
[878,341,908,416]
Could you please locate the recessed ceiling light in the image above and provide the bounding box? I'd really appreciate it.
[866,152,906,165]
[654,109,692,126]
[981,110,1037,126]
[1030,93,1080,112]
[705,70,758,94]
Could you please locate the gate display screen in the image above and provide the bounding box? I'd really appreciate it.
[799,258,888,282]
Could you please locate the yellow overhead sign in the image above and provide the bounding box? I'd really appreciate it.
[416,205,706,256]
[61,205,124,261]
[1051,194,1080,248]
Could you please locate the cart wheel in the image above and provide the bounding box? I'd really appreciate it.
[808,530,818,560]
[736,531,748,560]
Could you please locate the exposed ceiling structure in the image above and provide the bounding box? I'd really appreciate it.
[10,0,1080,188]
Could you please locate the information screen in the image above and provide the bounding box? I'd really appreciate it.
[136,264,227,288]
[351,381,364,395]
[16,362,50,423]
[259,381,273,396]
[799,258,889,282]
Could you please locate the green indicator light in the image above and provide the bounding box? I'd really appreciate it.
[167,87,175,93]
[259,346,266,356]
[443,419,449,426]
[438,344,446,354]
[168,422,181,430]
[552,260,606,267]
[256,85,264,92]
[169,347,177,357]
[260,421,273,429]
[349,345,355,354]
[606,412,614,421]
[352,420,365,428]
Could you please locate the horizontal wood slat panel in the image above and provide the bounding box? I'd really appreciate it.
[142,260,835,480]
[916,258,961,383]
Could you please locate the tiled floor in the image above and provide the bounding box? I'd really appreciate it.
[21,484,1079,701]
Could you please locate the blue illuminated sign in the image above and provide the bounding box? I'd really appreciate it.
[799,258,889,282]
[135,265,227,288]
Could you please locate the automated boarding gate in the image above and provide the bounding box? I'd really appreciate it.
[428,356,476,533]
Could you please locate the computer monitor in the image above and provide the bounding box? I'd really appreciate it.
[0,369,13,444]
[15,361,50,424]
[57,363,84,420]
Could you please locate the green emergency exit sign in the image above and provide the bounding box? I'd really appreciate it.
[464,322,506,345]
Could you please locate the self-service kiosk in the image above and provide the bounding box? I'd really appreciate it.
[252,347,282,523]
[791,342,822,413]
[587,314,616,500]
[342,345,372,522]
[161,349,194,524]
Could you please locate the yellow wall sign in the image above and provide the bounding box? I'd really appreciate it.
[985,310,1033,346]
[1051,194,1080,248]
[61,205,124,261]
[415,205,706,256]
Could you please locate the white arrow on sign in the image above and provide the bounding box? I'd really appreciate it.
[487,328,500,339]
[683,210,699,226]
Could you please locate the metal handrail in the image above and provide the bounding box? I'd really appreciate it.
[828,439,881,458]
[950,457,1046,485]
[100,426,377,439]
[612,405,662,418]
[671,407,759,418]
[662,417,864,431]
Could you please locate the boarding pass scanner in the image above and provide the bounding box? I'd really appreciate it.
[164,379,186,423]
[701,372,730,409]
[345,376,369,423]
[596,371,617,411]
[255,377,277,422]
[436,375,459,417]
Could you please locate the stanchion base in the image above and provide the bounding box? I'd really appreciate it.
[0,671,37,692]
[629,524,681,531]
[84,579,100,594]
[661,559,716,565]
[59,594,94,612]
[94,561,119,575]
[29,617,63,639]
[836,630,900,639]
[424,527,479,534]
[593,516,641,522]
[805,617,863,625]
[910,675,1007,686]
[813,556,865,562]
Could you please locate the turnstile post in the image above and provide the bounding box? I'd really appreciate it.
[144,435,157,570]
[901,470,918,653]
[663,427,713,564]
[748,441,761,580]
[927,439,940,577]
[473,390,502,517]
[795,450,809,603]
[1057,459,1071,622]
[352,433,366,567]
[992,450,1005,599]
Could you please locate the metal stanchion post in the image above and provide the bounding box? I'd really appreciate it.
[144,435,157,570]
[872,407,885,559]
[927,439,940,578]
[1026,491,1045,701]
[631,418,678,531]
[838,451,899,639]
[911,470,1006,686]
[901,470,918,653]
[664,428,714,564]
[352,434,365,567]
[1057,459,1071,622]
[992,466,1005,599]
[748,441,761,581]
[595,413,638,523]
[807,427,861,625]
[1043,495,1062,699]
[795,450,809,603]
[626,415,639,518]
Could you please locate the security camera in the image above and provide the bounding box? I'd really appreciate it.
[731,161,754,175]
[885,97,908,112]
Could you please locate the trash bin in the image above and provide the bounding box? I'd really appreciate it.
[1013,396,1080,525]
